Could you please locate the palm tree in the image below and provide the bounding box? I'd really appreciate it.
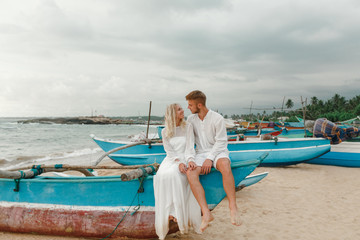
[311,96,318,105]
[331,93,346,109]
[285,99,294,109]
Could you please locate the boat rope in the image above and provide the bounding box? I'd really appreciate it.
[100,168,156,240]
[31,165,44,175]
[99,191,139,240]
[13,178,21,192]
[137,166,155,193]
[54,164,63,169]
[13,167,44,192]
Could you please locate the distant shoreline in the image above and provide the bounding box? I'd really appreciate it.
[17,116,163,125]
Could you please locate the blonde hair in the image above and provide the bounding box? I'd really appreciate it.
[164,103,186,139]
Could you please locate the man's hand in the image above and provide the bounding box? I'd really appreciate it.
[179,163,187,174]
[201,159,213,175]
[188,161,197,171]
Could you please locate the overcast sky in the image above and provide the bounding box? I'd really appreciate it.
[1,0,360,117]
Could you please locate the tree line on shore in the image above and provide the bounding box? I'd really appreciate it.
[228,94,360,122]
[17,94,360,124]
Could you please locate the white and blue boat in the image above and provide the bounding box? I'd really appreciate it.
[0,159,259,238]
[91,135,331,167]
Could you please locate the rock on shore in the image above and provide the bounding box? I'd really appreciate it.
[18,117,125,125]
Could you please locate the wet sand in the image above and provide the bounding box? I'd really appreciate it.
[1,163,360,240]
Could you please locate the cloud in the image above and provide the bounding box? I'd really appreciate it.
[0,0,360,117]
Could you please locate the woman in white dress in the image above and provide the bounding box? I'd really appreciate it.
[154,103,201,240]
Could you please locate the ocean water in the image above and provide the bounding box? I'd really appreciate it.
[0,118,159,170]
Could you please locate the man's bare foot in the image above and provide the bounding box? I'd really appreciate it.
[230,209,242,226]
[200,212,214,232]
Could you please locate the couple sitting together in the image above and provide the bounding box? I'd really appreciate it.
[154,90,241,240]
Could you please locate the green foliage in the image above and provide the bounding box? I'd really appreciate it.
[263,116,271,121]
[354,104,360,116]
[305,94,360,121]
[287,116,299,122]
[231,114,241,120]
[320,112,340,122]
[232,94,360,122]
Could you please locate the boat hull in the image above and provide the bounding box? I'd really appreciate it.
[307,141,360,167]
[92,136,331,167]
[0,203,167,238]
[0,160,259,238]
[307,152,360,167]
[228,138,330,167]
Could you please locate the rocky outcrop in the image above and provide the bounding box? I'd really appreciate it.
[18,117,125,125]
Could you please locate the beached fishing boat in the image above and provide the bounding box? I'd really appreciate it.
[307,141,360,167]
[239,128,311,138]
[274,121,305,130]
[91,135,331,167]
[238,121,273,130]
[0,159,259,238]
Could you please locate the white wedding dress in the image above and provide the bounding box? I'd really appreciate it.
[154,124,201,239]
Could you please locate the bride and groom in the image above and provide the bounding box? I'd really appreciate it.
[153,90,241,240]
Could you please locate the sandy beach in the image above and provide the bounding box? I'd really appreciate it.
[1,163,359,240]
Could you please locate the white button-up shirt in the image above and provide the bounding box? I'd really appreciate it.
[187,109,229,162]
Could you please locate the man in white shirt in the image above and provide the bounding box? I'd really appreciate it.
[185,90,241,232]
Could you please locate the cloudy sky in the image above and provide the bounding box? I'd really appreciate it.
[1,0,360,117]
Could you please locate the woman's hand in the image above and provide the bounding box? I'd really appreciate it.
[179,163,187,174]
[188,161,197,171]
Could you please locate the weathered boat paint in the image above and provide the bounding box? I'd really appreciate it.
[0,202,168,238]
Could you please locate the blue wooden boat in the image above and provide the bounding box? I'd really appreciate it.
[307,142,360,167]
[0,159,259,238]
[91,135,331,167]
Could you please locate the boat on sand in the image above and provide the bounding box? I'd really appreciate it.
[91,135,331,167]
[0,159,260,238]
[307,141,360,167]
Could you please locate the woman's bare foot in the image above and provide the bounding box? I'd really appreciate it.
[230,209,242,226]
[200,212,214,232]
[168,215,177,222]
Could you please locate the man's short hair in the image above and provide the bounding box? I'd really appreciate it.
[186,90,206,106]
